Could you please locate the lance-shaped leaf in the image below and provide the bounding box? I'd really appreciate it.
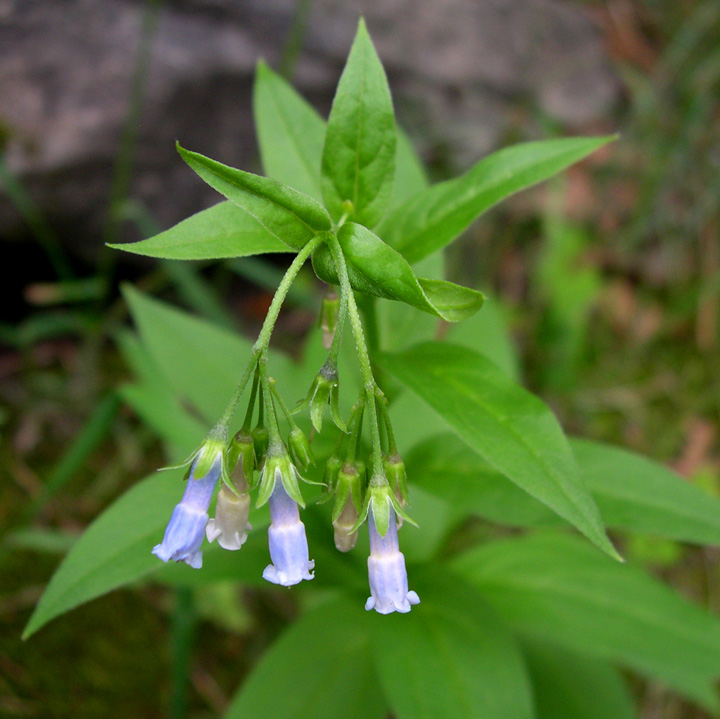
[405,432,720,546]
[253,61,325,200]
[312,223,483,322]
[321,18,396,228]
[380,136,616,263]
[377,342,619,559]
[108,201,291,260]
[177,144,331,250]
[453,532,720,711]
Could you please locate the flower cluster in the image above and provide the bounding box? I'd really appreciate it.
[152,364,419,615]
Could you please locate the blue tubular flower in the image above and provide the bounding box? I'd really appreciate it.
[365,504,420,615]
[262,474,315,586]
[152,452,222,569]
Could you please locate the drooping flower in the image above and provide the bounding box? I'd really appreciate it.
[206,483,251,550]
[152,447,223,569]
[365,495,419,614]
[260,454,314,586]
[206,433,253,550]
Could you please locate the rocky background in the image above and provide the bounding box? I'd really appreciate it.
[0,0,619,258]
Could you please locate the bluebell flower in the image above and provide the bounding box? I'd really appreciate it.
[365,502,420,615]
[261,465,315,586]
[152,449,222,569]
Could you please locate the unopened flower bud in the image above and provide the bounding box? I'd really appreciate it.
[288,427,314,471]
[384,453,408,527]
[252,425,270,464]
[206,483,252,550]
[331,464,363,552]
[323,455,342,492]
[334,496,359,552]
[320,290,340,350]
[228,431,256,488]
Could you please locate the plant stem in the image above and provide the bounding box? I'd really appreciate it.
[215,235,322,430]
[170,586,195,719]
[326,236,386,480]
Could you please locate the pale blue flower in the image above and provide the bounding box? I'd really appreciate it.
[206,484,251,550]
[262,475,315,586]
[152,454,221,568]
[365,506,420,614]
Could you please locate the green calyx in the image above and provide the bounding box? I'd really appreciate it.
[227,431,256,492]
[331,464,365,523]
[351,479,418,537]
[384,452,408,504]
[288,427,314,471]
[256,445,305,508]
[295,361,346,433]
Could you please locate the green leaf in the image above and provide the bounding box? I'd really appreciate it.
[452,532,720,711]
[404,433,559,528]
[392,128,429,206]
[371,572,533,719]
[225,597,387,719]
[312,223,484,322]
[574,438,720,546]
[446,293,521,382]
[321,18,396,227]
[108,201,291,260]
[380,136,616,263]
[177,144,331,250]
[253,62,325,200]
[405,433,720,547]
[377,342,618,559]
[521,638,635,719]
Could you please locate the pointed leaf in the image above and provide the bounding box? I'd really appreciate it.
[225,597,387,719]
[253,62,325,200]
[573,438,720,546]
[312,223,484,322]
[108,201,290,260]
[381,136,616,263]
[392,128,429,206]
[377,342,618,559]
[178,144,331,249]
[453,532,720,711]
[321,18,396,227]
[371,572,534,719]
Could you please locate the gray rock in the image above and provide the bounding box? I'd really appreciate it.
[0,0,619,257]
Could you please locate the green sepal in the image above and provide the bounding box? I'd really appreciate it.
[192,431,228,480]
[227,431,255,491]
[288,427,314,470]
[177,144,332,250]
[323,455,342,492]
[312,223,484,322]
[384,452,408,503]
[252,425,270,465]
[331,465,364,523]
[319,291,340,350]
[370,486,391,537]
[329,384,347,433]
[257,447,306,508]
[295,362,342,433]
